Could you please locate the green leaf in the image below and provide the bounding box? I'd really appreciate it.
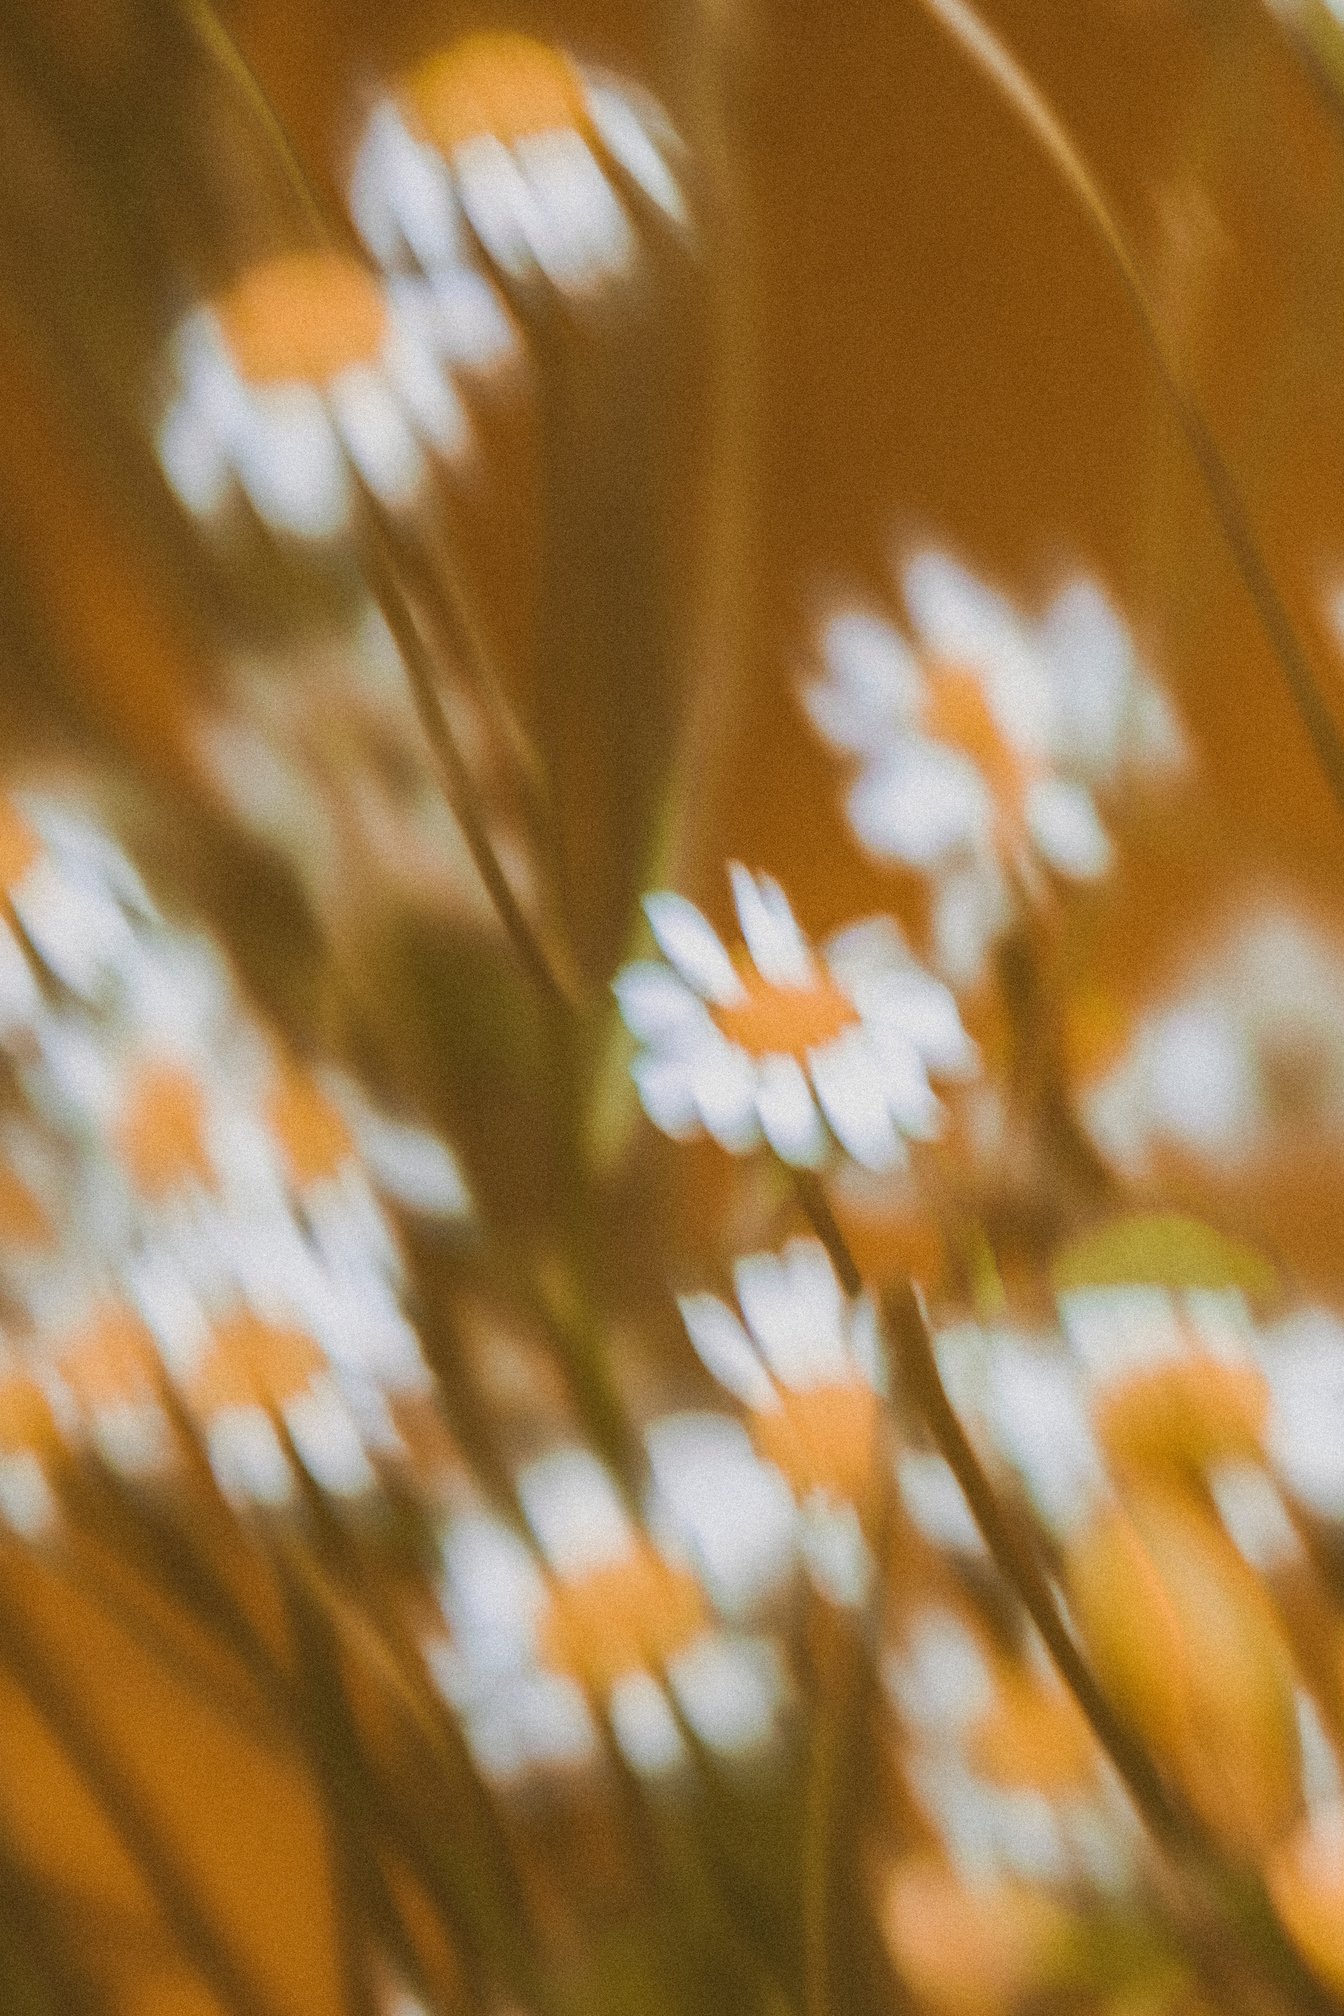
[1052,1212,1279,1304]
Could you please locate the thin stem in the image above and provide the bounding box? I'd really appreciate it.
[362,522,577,1018]
[908,0,1344,824]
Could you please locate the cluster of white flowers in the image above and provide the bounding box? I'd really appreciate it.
[805,551,1184,984]
[0,786,469,1520]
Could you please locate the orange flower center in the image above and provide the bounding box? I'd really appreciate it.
[713,954,859,1060]
[187,1312,327,1417]
[60,1305,159,1409]
[750,1379,882,1511]
[0,1373,59,1458]
[538,1539,709,1696]
[405,33,589,156]
[922,661,1032,823]
[215,251,390,388]
[267,1072,353,1191]
[1093,1354,1269,1482]
[117,1063,212,1201]
[0,1167,52,1251]
[0,800,40,896]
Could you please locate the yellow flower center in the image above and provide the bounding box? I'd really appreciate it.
[538,1539,709,1696]
[0,1372,59,1458]
[215,251,390,388]
[267,1072,353,1191]
[712,954,858,1060]
[117,1063,213,1201]
[60,1306,159,1409]
[405,33,589,156]
[0,799,40,896]
[0,1166,52,1251]
[922,661,1032,825]
[750,1378,882,1511]
[188,1312,326,1417]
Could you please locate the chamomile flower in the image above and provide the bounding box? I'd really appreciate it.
[429,1445,787,1782]
[806,552,1183,983]
[157,249,481,540]
[615,866,975,1174]
[349,32,686,301]
[679,1238,887,1605]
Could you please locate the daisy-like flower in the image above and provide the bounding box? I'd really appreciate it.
[157,248,500,540]
[679,1238,888,1606]
[429,1444,787,1782]
[196,608,537,937]
[615,866,975,1174]
[1084,904,1344,1178]
[805,551,1184,984]
[349,31,687,301]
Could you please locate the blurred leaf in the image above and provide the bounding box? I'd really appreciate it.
[1052,1212,1279,1303]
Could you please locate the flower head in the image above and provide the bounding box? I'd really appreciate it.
[349,32,686,300]
[616,866,975,1172]
[157,249,486,540]
[679,1238,888,1604]
[430,1444,786,1781]
[806,552,1183,982]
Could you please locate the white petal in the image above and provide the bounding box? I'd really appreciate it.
[820,608,921,719]
[864,1032,944,1141]
[0,926,40,1034]
[0,1454,55,1539]
[728,864,814,988]
[607,1671,687,1776]
[157,399,231,518]
[903,550,1048,752]
[848,743,991,868]
[206,1407,293,1505]
[734,1245,846,1390]
[644,1412,796,1616]
[898,1450,984,1553]
[642,892,744,1005]
[518,1446,633,1578]
[233,385,350,541]
[612,961,707,1044]
[631,1053,700,1140]
[851,964,975,1079]
[426,269,520,373]
[383,309,474,459]
[454,133,548,282]
[755,1053,826,1167]
[689,1042,761,1153]
[440,1513,546,1672]
[932,864,1008,987]
[668,1634,786,1755]
[677,1295,779,1412]
[798,1494,872,1607]
[513,129,635,293]
[1025,777,1112,881]
[808,1030,907,1172]
[584,79,687,225]
[286,1385,375,1497]
[330,364,425,509]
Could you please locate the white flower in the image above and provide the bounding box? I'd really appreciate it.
[158,251,479,540]
[616,866,975,1173]
[805,552,1183,983]
[679,1238,889,1606]
[1084,905,1344,1177]
[430,1444,786,1782]
[349,32,686,301]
